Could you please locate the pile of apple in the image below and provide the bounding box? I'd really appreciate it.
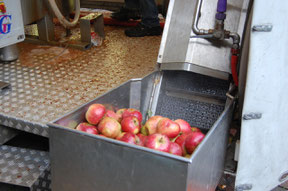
[75,103,205,157]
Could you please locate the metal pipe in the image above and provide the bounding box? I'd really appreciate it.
[48,0,80,28]
[229,32,240,49]
[192,0,210,35]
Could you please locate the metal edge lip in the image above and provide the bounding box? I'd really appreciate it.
[159,62,230,80]
[189,98,234,163]
[47,122,191,163]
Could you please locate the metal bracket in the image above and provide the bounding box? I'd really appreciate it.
[243,112,262,120]
[252,24,273,32]
[235,184,253,191]
[80,13,105,44]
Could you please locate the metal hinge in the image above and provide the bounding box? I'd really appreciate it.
[235,184,253,191]
[252,24,273,32]
[243,112,262,120]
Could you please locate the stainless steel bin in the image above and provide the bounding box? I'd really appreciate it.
[48,70,234,191]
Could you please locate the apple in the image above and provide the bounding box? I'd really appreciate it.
[157,118,180,139]
[122,108,143,123]
[76,122,98,135]
[141,115,164,135]
[116,132,126,140]
[137,133,147,145]
[175,133,191,155]
[174,119,192,134]
[116,108,127,121]
[191,127,201,132]
[144,133,171,152]
[169,142,183,156]
[121,116,141,134]
[105,110,121,122]
[85,104,106,125]
[119,132,143,146]
[98,117,121,138]
[185,132,205,154]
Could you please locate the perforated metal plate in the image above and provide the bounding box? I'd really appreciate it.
[156,71,229,130]
[0,26,161,137]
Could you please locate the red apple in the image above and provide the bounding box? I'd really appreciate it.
[76,122,98,135]
[141,115,164,135]
[116,132,126,140]
[157,118,180,138]
[174,119,192,134]
[116,108,127,121]
[191,127,201,132]
[98,117,121,138]
[175,133,191,155]
[105,110,120,122]
[137,133,147,145]
[144,133,171,152]
[119,132,143,146]
[121,116,140,134]
[169,142,183,156]
[122,108,143,123]
[185,132,205,154]
[85,104,106,125]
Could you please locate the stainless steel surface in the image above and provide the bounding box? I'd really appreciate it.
[0,125,18,145]
[49,70,232,191]
[49,127,188,191]
[37,15,55,42]
[0,45,19,62]
[158,0,197,64]
[0,26,160,137]
[159,62,229,80]
[80,13,104,44]
[187,98,234,191]
[21,0,46,25]
[158,0,251,75]
[0,145,50,188]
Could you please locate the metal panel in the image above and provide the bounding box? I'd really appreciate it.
[20,0,46,25]
[187,98,234,191]
[158,0,251,75]
[49,127,188,191]
[235,0,288,190]
[158,0,196,64]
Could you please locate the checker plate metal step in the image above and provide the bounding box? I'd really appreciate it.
[0,145,51,190]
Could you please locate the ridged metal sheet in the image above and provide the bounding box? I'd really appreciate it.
[0,145,50,188]
[0,26,161,137]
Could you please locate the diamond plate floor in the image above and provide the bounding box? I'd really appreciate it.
[0,26,161,137]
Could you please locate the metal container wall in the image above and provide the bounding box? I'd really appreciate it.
[21,0,47,25]
[48,71,233,191]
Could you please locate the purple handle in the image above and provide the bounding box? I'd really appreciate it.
[217,0,227,13]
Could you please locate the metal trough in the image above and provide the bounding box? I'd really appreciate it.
[48,70,234,191]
